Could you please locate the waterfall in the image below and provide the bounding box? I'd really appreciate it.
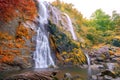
[63,13,77,40]
[33,1,55,68]
[84,52,91,79]
[84,53,90,66]
[50,6,58,24]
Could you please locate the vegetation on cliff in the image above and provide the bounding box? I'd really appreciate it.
[0,0,37,23]
[0,0,37,70]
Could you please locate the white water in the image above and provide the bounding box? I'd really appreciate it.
[33,1,55,68]
[51,6,58,24]
[63,13,77,40]
[84,52,91,78]
[84,53,90,66]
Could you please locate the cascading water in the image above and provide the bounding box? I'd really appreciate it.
[84,52,92,79]
[63,13,77,40]
[33,0,55,68]
[84,53,90,66]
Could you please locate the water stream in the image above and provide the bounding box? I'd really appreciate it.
[84,52,92,79]
[33,0,55,68]
[63,13,77,40]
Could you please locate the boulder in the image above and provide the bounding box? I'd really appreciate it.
[4,70,58,80]
[91,75,97,80]
[104,75,113,80]
[63,73,73,80]
[103,63,119,71]
[101,70,116,78]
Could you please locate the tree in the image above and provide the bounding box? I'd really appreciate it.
[112,10,120,27]
[90,9,112,31]
[0,0,37,23]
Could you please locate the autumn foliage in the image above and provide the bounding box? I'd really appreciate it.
[0,0,37,22]
[61,48,86,65]
[0,23,35,63]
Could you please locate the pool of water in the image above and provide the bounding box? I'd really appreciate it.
[0,66,90,80]
[56,66,89,80]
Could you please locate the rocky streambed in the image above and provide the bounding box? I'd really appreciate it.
[89,46,120,80]
[0,46,120,80]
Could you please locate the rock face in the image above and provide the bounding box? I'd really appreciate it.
[0,22,36,71]
[42,2,82,64]
[0,0,83,72]
[0,0,37,71]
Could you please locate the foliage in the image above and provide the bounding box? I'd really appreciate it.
[52,0,83,31]
[61,48,86,65]
[49,23,79,53]
[16,24,30,39]
[0,24,34,63]
[112,11,120,27]
[90,9,113,31]
[52,0,120,49]
[0,0,37,22]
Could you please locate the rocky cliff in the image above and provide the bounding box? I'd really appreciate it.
[0,0,86,72]
[0,0,37,71]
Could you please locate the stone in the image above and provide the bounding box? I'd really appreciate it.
[4,70,58,80]
[104,75,113,80]
[72,75,81,80]
[101,70,116,78]
[97,76,104,80]
[64,73,72,80]
[91,64,104,72]
[104,63,119,71]
[113,77,120,80]
[96,57,104,62]
[91,75,97,80]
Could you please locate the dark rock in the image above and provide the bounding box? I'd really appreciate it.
[113,77,120,80]
[0,63,20,72]
[96,57,104,62]
[4,70,58,80]
[72,74,82,80]
[112,58,120,62]
[112,39,120,47]
[48,23,78,53]
[101,70,116,78]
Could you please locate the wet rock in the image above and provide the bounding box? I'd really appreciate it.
[81,64,88,68]
[104,63,119,70]
[104,75,113,80]
[0,63,20,72]
[97,76,104,80]
[4,71,58,80]
[113,77,120,80]
[91,75,97,80]
[96,57,105,62]
[72,75,82,80]
[63,73,72,80]
[112,39,120,47]
[91,64,104,71]
[101,70,116,78]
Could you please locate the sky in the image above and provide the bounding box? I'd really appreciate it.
[45,0,120,19]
